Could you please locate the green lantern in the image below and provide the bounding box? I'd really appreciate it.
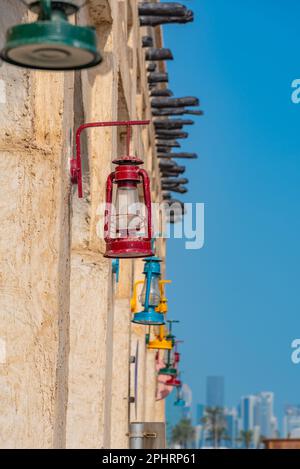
[0,1,102,71]
[158,320,179,376]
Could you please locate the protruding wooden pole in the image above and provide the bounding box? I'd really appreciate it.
[160,167,186,176]
[148,72,169,83]
[140,15,193,27]
[139,2,190,17]
[142,36,153,47]
[156,140,181,148]
[156,130,189,139]
[161,185,188,194]
[139,2,194,26]
[151,89,174,97]
[157,152,198,159]
[147,63,156,72]
[154,119,194,129]
[151,96,200,108]
[146,48,174,61]
[162,177,189,185]
[152,108,204,116]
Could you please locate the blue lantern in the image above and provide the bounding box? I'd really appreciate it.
[132,257,165,325]
[174,385,185,407]
[174,397,185,407]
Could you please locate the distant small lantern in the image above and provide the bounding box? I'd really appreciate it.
[0,0,102,70]
[147,325,173,351]
[174,398,185,407]
[158,358,177,377]
[158,321,180,376]
[165,376,182,387]
[147,291,173,350]
[158,344,178,376]
[173,340,183,367]
[131,257,165,325]
[174,386,185,407]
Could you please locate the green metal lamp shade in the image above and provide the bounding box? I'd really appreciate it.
[158,366,177,377]
[1,21,102,71]
[1,0,102,72]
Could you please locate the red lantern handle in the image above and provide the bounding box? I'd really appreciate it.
[104,172,115,242]
[138,168,152,241]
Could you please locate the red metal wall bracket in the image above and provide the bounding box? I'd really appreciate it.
[70,120,150,198]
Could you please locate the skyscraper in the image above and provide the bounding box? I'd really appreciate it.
[206,376,225,408]
[240,395,258,432]
[239,395,260,448]
[256,392,277,438]
[283,405,300,438]
[224,408,238,448]
[239,392,278,447]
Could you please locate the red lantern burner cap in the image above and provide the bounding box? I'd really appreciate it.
[112,155,144,165]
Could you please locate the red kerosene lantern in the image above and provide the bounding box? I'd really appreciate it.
[70,120,153,258]
[104,155,152,258]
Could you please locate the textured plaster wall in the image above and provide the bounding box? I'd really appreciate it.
[0,0,165,448]
[0,2,73,447]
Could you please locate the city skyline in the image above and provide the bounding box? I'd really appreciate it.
[167,374,300,448]
[198,377,279,447]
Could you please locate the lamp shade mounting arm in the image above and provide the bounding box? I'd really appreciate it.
[19,1,87,13]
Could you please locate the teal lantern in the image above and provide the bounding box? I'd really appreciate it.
[0,1,102,70]
[174,397,185,407]
[132,257,165,326]
[174,386,185,407]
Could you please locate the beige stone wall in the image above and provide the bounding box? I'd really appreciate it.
[0,0,165,449]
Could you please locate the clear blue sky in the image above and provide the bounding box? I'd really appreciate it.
[163,0,300,426]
